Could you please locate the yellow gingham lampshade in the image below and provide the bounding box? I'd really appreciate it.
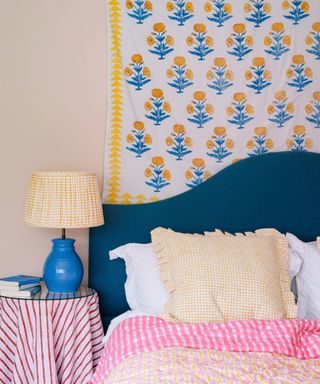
[25,171,104,228]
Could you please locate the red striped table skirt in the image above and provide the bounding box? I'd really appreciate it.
[0,291,104,384]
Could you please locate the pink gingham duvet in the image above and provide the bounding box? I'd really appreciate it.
[91,316,320,383]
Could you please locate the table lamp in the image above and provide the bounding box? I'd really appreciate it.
[24,171,104,292]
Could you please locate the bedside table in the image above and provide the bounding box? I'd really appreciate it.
[0,286,104,384]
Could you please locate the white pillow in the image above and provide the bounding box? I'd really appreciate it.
[286,233,320,320]
[109,243,168,314]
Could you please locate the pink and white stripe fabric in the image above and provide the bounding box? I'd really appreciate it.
[91,316,320,383]
[0,292,104,384]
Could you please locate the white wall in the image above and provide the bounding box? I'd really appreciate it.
[0,0,107,283]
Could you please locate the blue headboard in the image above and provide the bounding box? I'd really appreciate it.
[89,152,320,329]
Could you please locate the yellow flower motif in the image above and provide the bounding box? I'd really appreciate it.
[214,57,226,67]
[133,121,145,130]
[233,92,246,102]
[194,23,206,33]
[282,0,290,10]
[207,139,214,149]
[313,23,320,32]
[185,169,193,179]
[275,90,286,100]
[144,134,152,145]
[166,136,173,146]
[305,104,313,114]
[305,35,313,45]
[193,158,205,168]
[305,67,313,77]
[294,125,306,135]
[227,106,235,116]
[233,23,246,34]
[214,126,226,136]
[126,0,134,9]
[143,67,151,78]
[186,36,194,46]
[286,68,294,78]
[267,104,275,114]
[207,70,214,80]
[264,36,272,46]
[153,23,166,33]
[166,35,174,46]
[206,104,214,114]
[185,137,192,147]
[152,89,164,98]
[245,36,253,47]
[301,1,309,12]
[263,70,272,81]
[152,156,164,166]
[144,1,152,11]
[125,67,133,76]
[287,139,293,149]
[174,56,186,66]
[292,54,305,65]
[145,101,152,111]
[313,92,320,101]
[265,138,274,149]
[245,104,254,114]
[145,168,152,178]
[247,140,254,150]
[224,3,232,14]
[252,57,265,67]
[272,22,284,33]
[226,138,234,150]
[167,69,174,78]
[193,91,206,101]
[166,2,174,11]
[263,3,271,13]
[147,36,155,46]
[245,70,253,80]
[187,104,194,114]
[204,2,213,12]
[131,54,143,64]
[226,37,234,47]
[254,127,267,136]
[163,169,171,181]
[225,70,234,81]
[204,170,212,180]
[283,35,291,46]
[305,138,313,150]
[244,3,252,13]
[185,2,194,13]
[173,124,185,134]
[206,36,214,47]
[127,133,134,143]
[163,102,171,113]
[185,69,193,80]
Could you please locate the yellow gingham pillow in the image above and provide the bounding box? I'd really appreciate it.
[151,227,296,323]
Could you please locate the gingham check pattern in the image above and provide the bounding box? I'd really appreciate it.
[206,228,297,319]
[152,227,296,323]
[91,316,320,384]
[25,171,104,229]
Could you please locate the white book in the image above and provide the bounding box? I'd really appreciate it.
[0,285,41,298]
[0,282,40,291]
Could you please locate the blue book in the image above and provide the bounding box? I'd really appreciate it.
[0,285,41,298]
[0,275,42,287]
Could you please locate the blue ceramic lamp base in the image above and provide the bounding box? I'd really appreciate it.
[43,238,84,292]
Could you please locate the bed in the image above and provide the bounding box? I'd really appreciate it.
[89,151,320,383]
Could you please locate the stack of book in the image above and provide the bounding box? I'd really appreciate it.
[0,275,42,298]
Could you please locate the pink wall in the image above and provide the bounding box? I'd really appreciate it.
[0,0,107,282]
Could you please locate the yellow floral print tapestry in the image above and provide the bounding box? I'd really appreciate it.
[103,0,320,204]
